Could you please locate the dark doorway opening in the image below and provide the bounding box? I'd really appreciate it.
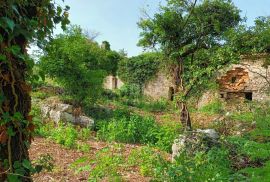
[231,76,237,83]
[220,93,224,98]
[245,92,252,101]
[168,87,174,101]
[112,76,117,89]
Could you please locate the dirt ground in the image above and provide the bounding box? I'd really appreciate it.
[29,137,150,182]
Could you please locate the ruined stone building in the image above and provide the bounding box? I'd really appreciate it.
[104,54,270,102]
[103,75,124,90]
[103,71,175,100]
[143,72,175,100]
[217,54,270,102]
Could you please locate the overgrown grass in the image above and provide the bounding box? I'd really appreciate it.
[31,83,270,181]
[31,105,91,150]
[199,100,224,115]
[96,114,180,152]
[71,144,125,181]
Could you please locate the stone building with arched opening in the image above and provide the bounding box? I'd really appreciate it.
[198,54,270,108]
[217,54,270,102]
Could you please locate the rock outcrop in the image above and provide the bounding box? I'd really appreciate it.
[172,129,219,161]
[40,98,94,128]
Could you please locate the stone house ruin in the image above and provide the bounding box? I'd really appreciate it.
[103,71,175,100]
[103,75,124,90]
[217,54,270,102]
[104,54,270,103]
[143,72,175,100]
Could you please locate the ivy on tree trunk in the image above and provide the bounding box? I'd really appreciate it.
[0,1,69,181]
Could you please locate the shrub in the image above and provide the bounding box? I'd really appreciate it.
[50,123,78,148]
[128,147,168,177]
[155,123,181,152]
[118,52,161,90]
[230,112,255,122]
[154,147,233,181]
[136,99,169,112]
[240,161,270,181]
[101,89,119,100]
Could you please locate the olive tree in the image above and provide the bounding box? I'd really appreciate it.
[138,0,241,130]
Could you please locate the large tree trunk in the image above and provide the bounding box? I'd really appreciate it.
[0,34,32,181]
[174,59,192,130]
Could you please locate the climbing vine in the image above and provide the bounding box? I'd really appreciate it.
[0,1,69,181]
[118,52,161,92]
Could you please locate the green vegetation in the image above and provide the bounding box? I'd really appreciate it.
[39,26,109,106]
[138,0,242,130]
[199,100,224,115]
[2,0,270,181]
[118,52,161,92]
[97,114,180,152]
[0,0,69,180]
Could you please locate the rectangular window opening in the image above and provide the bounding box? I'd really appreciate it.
[245,92,252,101]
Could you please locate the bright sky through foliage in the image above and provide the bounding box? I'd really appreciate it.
[55,0,270,57]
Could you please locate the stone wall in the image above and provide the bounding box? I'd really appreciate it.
[143,72,175,100]
[105,55,270,102]
[104,72,175,100]
[103,75,124,90]
[217,55,270,102]
[198,55,270,108]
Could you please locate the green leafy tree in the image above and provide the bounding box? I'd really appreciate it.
[227,16,270,55]
[138,0,241,130]
[40,26,107,106]
[0,0,69,181]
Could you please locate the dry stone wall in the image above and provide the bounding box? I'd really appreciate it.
[143,71,175,100]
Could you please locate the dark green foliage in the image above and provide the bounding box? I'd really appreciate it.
[225,104,270,179]
[71,144,125,181]
[118,52,161,91]
[135,99,169,112]
[128,146,233,181]
[97,115,157,144]
[155,148,232,181]
[128,147,168,177]
[104,50,123,76]
[240,161,270,182]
